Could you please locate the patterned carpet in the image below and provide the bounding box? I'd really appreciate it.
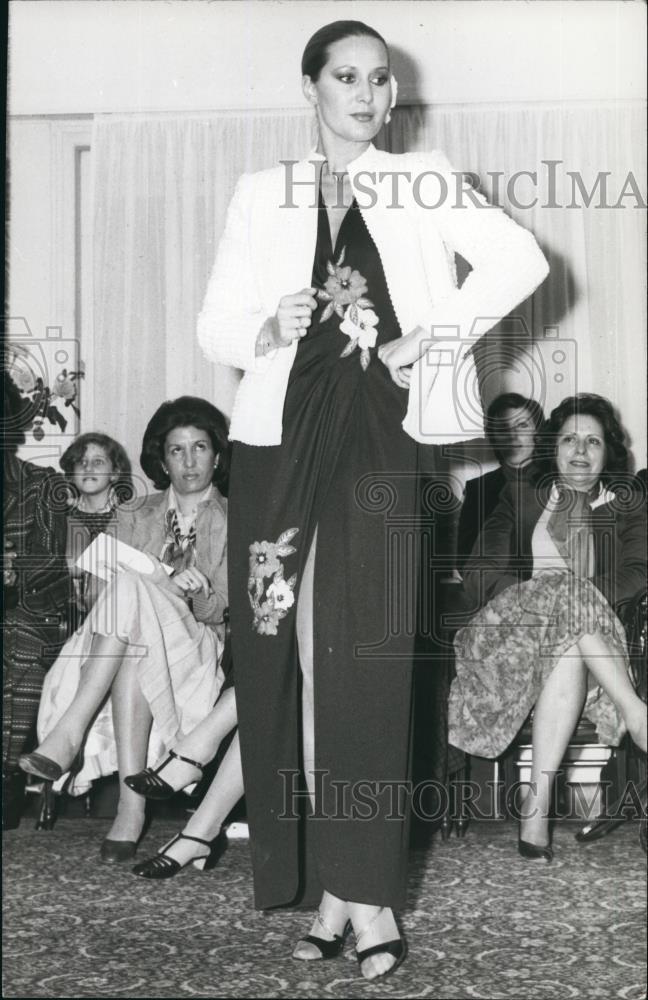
[3,818,646,999]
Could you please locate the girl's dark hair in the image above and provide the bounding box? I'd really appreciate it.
[534,393,629,485]
[485,393,545,464]
[60,432,134,504]
[302,20,388,81]
[140,396,230,496]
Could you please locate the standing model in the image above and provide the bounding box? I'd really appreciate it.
[198,20,549,980]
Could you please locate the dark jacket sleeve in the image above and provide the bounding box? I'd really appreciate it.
[593,502,647,609]
[15,472,70,616]
[456,478,480,576]
[461,483,522,613]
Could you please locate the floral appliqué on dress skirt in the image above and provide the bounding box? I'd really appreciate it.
[248,528,299,635]
[316,246,379,370]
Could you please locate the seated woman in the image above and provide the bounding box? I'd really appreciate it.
[456,393,545,576]
[60,432,133,628]
[20,396,230,862]
[449,393,647,860]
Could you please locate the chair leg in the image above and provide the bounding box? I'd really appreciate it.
[455,762,470,837]
[35,780,57,831]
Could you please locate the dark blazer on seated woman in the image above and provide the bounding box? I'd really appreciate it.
[456,467,507,576]
[461,474,647,615]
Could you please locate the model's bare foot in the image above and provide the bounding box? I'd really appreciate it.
[292,891,349,960]
[349,903,402,980]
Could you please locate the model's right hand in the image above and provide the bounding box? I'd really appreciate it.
[275,288,318,345]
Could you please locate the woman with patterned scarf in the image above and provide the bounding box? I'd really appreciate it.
[449,393,647,860]
[20,397,236,864]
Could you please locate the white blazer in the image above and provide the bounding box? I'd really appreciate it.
[197,144,549,446]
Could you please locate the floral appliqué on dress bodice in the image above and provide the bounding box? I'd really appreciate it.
[316,246,379,370]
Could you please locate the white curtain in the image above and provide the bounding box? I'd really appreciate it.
[91,101,646,476]
[91,111,315,472]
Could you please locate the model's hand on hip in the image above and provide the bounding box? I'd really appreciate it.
[378,326,426,388]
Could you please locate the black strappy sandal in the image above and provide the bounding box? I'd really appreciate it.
[293,912,349,961]
[131,831,227,879]
[124,749,205,800]
[355,908,407,980]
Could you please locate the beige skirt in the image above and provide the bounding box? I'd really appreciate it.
[38,570,224,795]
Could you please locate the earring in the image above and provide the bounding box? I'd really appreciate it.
[386,74,398,125]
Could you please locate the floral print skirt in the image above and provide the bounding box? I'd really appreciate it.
[448,570,630,758]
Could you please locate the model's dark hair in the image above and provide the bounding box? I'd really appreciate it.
[485,393,545,463]
[60,432,134,504]
[302,20,388,81]
[140,396,230,496]
[534,393,629,484]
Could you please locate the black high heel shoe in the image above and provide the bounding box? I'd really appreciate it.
[124,749,205,800]
[131,830,227,879]
[518,830,553,862]
[293,912,349,961]
[34,747,86,832]
[35,780,57,831]
[354,909,407,980]
[101,809,150,864]
[18,752,64,782]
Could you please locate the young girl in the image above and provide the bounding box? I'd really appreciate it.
[60,433,133,626]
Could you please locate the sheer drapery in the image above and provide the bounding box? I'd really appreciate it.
[92,102,646,474]
[92,111,315,472]
[388,102,647,471]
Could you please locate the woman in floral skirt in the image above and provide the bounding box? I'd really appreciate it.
[449,394,647,860]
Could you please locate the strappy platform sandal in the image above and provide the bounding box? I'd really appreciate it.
[131,831,227,879]
[124,749,205,800]
[293,911,349,961]
[355,908,407,980]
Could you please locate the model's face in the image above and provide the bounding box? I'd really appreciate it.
[492,407,536,469]
[73,443,116,498]
[555,414,607,491]
[164,425,216,496]
[303,35,392,145]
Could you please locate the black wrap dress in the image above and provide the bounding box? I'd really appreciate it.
[229,192,419,910]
